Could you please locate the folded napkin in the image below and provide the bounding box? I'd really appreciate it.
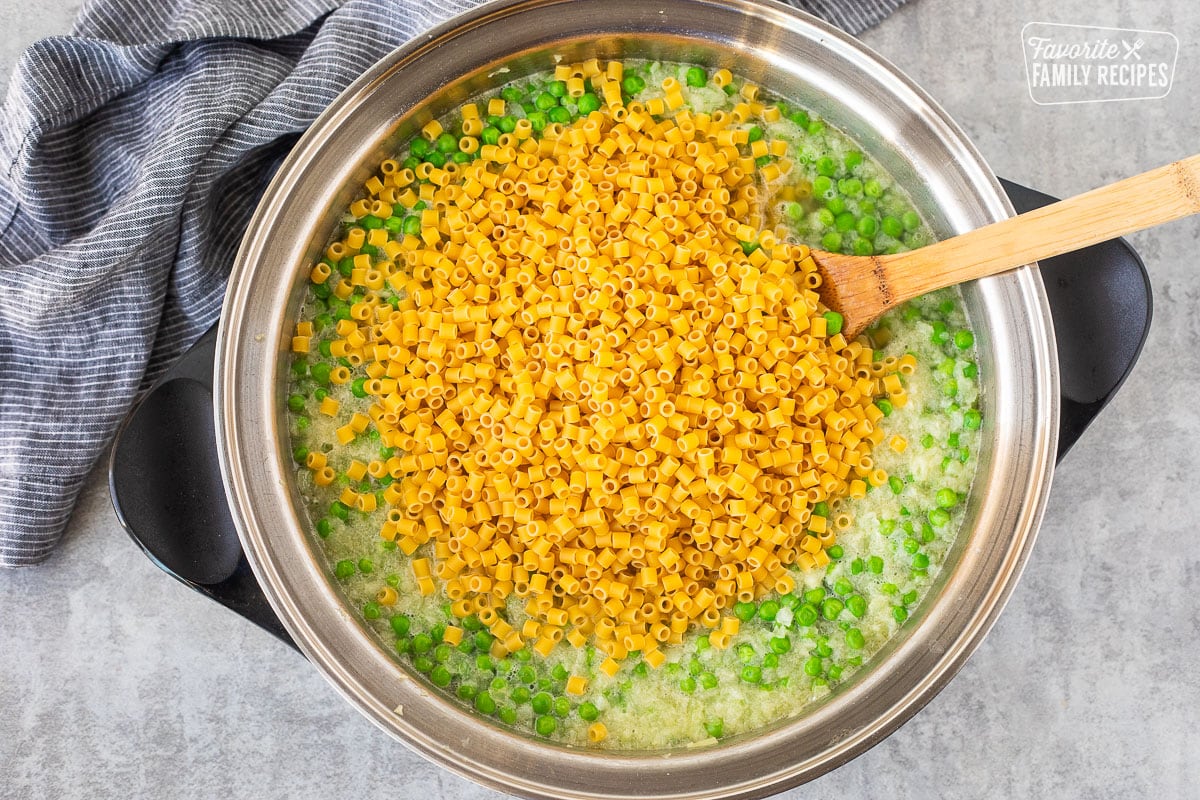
[0,0,908,567]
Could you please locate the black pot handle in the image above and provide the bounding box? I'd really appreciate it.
[107,178,1152,649]
[108,327,297,651]
[997,179,1152,460]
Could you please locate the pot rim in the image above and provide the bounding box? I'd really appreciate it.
[216,1,1058,797]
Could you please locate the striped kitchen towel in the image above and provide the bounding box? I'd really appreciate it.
[0,0,910,567]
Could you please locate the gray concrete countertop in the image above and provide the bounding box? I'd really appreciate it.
[2,1,1197,798]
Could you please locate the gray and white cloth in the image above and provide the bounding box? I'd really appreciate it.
[0,0,909,568]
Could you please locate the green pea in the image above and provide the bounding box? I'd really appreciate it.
[621,75,646,95]
[456,684,476,701]
[758,600,780,621]
[812,175,833,196]
[833,578,854,596]
[363,602,381,620]
[834,212,856,232]
[334,559,355,579]
[680,677,697,694]
[430,665,452,687]
[733,602,756,622]
[531,692,553,715]
[329,502,350,524]
[816,207,836,227]
[803,657,823,677]
[964,409,982,430]
[847,595,867,618]
[888,475,904,495]
[577,92,601,115]
[411,633,433,655]
[548,106,571,124]
[685,66,707,87]
[846,628,865,649]
[876,398,893,417]
[511,686,531,704]
[816,156,837,177]
[893,606,909,623]
[821,598,844,620]
[412,656,434,674]
[747,125,764,143]
[929,508,951,527]
[554,697,571,717]
[535,715,557,736]
[820,232,842,252]
[825,195,847,215]
[699,672,718,690]
[472,692,496,715]
[736,644,756,664]
[902,210,922,230]
[740,665,762,684]
[357,558,373,574]
[881,215,904,238]
[795,604,819,627]
[579,701,599,721]
[850,558,865,575]
[309,362,332,385]
[704,719,724,739]
[868,556,884,574]
[769,636,792,654]
[480,126,500,145]
[827,544,844,560]
[838,178,863,197]
[856,216,878,238]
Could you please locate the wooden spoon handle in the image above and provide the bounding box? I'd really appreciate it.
[881,153,1200,300]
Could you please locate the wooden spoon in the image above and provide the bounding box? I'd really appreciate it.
[815,154,1200,338]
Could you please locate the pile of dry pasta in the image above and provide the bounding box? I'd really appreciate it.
[292,59,907,671]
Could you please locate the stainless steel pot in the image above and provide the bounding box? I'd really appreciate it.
[214,0,1060,796]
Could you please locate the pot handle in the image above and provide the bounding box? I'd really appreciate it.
[107,178,1151,648]
[108,325,297,651]
[998,179,1152,460]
